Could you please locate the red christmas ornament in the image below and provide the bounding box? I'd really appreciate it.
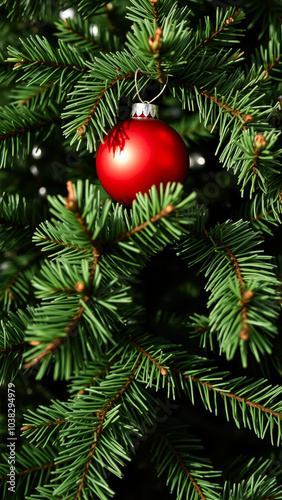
[96,103,189,205]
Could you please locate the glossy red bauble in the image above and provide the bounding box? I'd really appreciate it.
[96,113,189,206]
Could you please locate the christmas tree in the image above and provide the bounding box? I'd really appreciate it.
[1,0,282,498]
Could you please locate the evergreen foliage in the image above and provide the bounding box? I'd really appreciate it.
[0,0,282,499]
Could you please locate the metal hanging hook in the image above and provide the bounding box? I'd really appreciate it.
[134,68,168,104]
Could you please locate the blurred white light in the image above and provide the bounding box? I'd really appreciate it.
[39,187,47,197]
[189,153,206,169]
[30,165,39,176]
[197,156,206,165]
[0,262,9,270]
[59,8,75,20]
[32,147,42,159]
[90,24,98,37]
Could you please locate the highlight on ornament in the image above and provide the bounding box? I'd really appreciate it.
[96,70,189,205]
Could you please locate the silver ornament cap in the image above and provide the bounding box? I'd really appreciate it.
[131,102,159,118]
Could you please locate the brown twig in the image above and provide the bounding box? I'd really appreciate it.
[252,134,268,176]
[175,367,282,420]
[265,53,282,78]
[124,336,168,376]
[160,434,207,500]
[64,181,103,282]
[148,0,166,83]
[108,204,177,247]
[249,209,274,223]
[21,419,67,432]
[77,73,134,136]
[279,185,282,204]
[44,235,88,253]
[217,241,245,295]
[0,115,61,141]
[196,86,253,127]
[175,78,253,127]
[20,82,57,106]
[62,21,110,52]
[0,341,29,356]
[215,239,253,340]
[14,59,85,73]
[189,228,253,341]
[195,325,210,334]
[77,361,114,395]
[150,0,161,29]
[148,27,165,82]
[0,458,72,483]
[200,8,242,47]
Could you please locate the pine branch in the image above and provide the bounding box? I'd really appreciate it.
[0,106,61,168]
[25,182,195,375]
[175,77,253,127]
[0,113,61,141]
[0,0,62,21]
[1,251,42,304]
[0,309,32,383]
[76,0,111,18]
[20,359,119,449]
[214,237,253,341]
[74,359,140,500]
[149,0,161,29]
[63,181,103,281]
[151,428,220,500]
[6,38,88,108]
[76,361,114,396]
[0,461,55,482]
[76,72,134,137]
[58,20,101,48]
[221,454,282,499]
[186,227,253,341]
[120,334,169,376]
[146,0,166,82]
[7,37,86,74]
[200,8,242,47]
[54,15,122,54]
[29,359,157,499]
[178,217,280,366]
[109,333,282,443]
[15,82,58,108]
[0,443,64,497]
[106,204,177,247]
[0,341,28,355]
[160,434,208,500]
[177,367,282,420]
[23,296,90,370]
[164,354,282,444]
